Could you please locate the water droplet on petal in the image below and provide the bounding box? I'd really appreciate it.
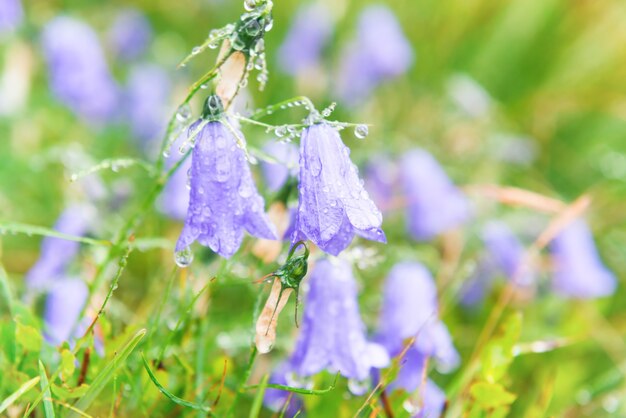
[238,182,254,198]
[354,124,368,139]
[308,156,322,177]
[174,246,194,267]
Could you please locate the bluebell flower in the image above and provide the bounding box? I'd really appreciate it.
[25,205,93,294]
[176,100,277,258]
[125,64,171,146]
[263,362,304,418]
[337,5,413,104]
[260,141,299,192]
[277,2,333,76]
[399,149,469,241]
[377,262,459,371]
[551,220,616,298]
[159,132,191,221]
[41,16,119,124]
[107,8,152,61]
[292,123,386,256]
[44,278,88,346]
[461,222,533,305]
[290,258,389,381]
[0,0,22,35]
[364,155,397,210]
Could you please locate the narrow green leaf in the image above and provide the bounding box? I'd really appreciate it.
[249,374,269,418]
[39,361,56,418]
[0,376,40,414]
[0,265,13,317]
[0,222,111,247]
[69,329,146,417]
[470,382,516,409]
[244,372,340,395]
[141,353,213,414]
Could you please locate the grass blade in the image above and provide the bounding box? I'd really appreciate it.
[0,377,40,414]
[248,374,269,418]
[69,329,146,417]
[0,264,14,317]
[39,361,56,418]
[0,222,111,247]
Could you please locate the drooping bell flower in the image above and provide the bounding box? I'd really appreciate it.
[551,220,616,298]
[292,123,386,256]
[289,258,389,381]
[377,262,459,371]
[460,222,533,306]
[364,155,397,211]
[107,8,152,61]
[43,278,88,346]
[399,149,469,241]
[277,2,333,76]
[260,141,299,192]
[25,205,94,294]
[263,362,304,418]
[337,5,413,104]
[0,0,22,35]
[175,95,278,259]
[41,16,119,124]
[125,64,171,146]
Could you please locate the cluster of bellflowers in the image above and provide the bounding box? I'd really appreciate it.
[0,0,22,36]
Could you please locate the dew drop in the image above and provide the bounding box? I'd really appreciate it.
[243,0,256,11]
[191,46,201,55]
[176,104,192,123]
[347,378,370,395]
[354,124,369,139]
[69,173,78,182]
[238,182,253,198]
[308,157,322,176]
[174,246,194,268]
[274,125,288,138]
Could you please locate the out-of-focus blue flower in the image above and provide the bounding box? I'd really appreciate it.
[107,8,152,61]
[364,155,397,211]
[175,117,277,258]
[41,16,119,124]
[337,5,413,104]
[44,278,88,346]
[399,149,469,241]
[290,258,389,381]
[388,347,447,418]
[0,0,23,35]
[377,262,459,371]
[125,64,171,146]
[277,2,333,75]
[292,123,386,255]
[159,132,191,221]
[263,362,304,418]
[551,220,616,298]
[25,205,93,293]
[260,141,299,192]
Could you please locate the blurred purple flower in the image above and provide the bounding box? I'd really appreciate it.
[175,119,277,258]
[107,8,152,61]
[25,205,93,293]
[0,0,22,35]
[461,222,533,306]
[44,278,88,346]
[41,16,119,124]
[551,220,616,298]
[277,2,333,75]
[292,123,386,255]
[125,64,171,146]
[337,5,413,103]
[377,262,459,371]
[290,258,389,381]
[158,131,191,221]
[263,362,304,418]
[260,141,299,192]
[364,155,397,210]
[399,149,469,241]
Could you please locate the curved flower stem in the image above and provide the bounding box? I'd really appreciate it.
[248,95,317,120]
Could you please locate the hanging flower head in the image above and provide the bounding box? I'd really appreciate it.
[399,149,469,241]
[175,95,278,260]
[277,2,333,76]
[0,0,22,35]
[263,362,304,418]
[41,16,119,124]
[289,258,389,381]
[551,220,616,298]
[107,8,152,61]
[292,122,386,255]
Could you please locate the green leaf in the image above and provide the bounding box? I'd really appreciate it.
[16,322,43,352]
[249,374,269,418]
[1,321,16,363]
[50,384,90,400]
[0,265,14,317]
[141,353,213,414]
[61,349,76,378]
[470,382,516,409]
[244,372,340,395]
[69,329,146,417]
[39,361,56,418]
[0,376,40,414]
[481,311,523,382]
